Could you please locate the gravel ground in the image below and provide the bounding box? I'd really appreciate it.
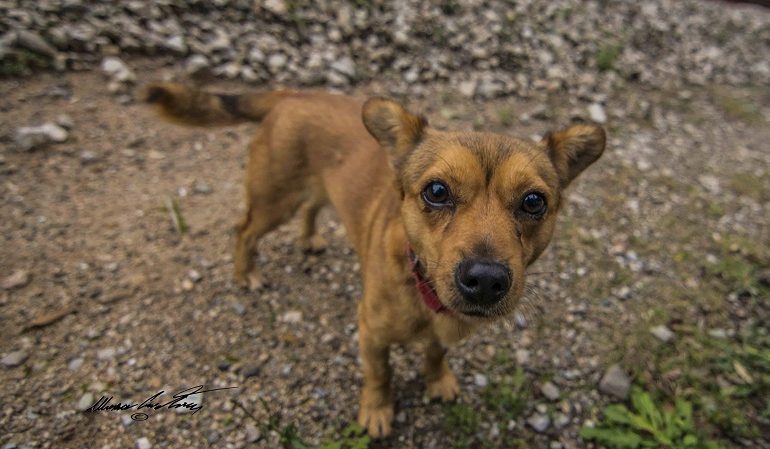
[1,1,769,449]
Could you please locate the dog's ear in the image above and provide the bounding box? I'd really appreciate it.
[542,123,606,188]
[362,98,427,166]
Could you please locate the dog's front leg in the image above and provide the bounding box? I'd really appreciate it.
[424,338,460,401]
[357,318,394,438]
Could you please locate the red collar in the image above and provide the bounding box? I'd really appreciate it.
[407,245,448,314]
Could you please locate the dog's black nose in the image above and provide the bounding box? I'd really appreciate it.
[455,259,511,305]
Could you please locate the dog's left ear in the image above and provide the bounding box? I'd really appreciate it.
[362,98,427,168]
[541,123,606,188]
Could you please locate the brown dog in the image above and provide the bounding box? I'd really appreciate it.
[143,83,606,437]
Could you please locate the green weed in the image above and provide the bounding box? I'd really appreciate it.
[596,45,621,72]
[0,49,52,77]
[497,105,515,127]
[482,367,528,422]
[715,92,763,124]
[317,424,370,449]
[443,402,480,449]
[580,388,723,449]
[729,172,769,203]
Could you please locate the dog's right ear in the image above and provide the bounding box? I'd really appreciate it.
[362,98,427,167]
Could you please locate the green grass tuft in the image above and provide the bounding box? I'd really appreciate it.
[596,45,621,72]
[581,388,723,449]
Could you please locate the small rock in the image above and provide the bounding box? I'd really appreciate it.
[553,413,570,428]
[474,373,488,388]
[281,310,302,323]
[326,71,349,86]
[331,56,356,78]
[599,364,631,399]
[650,325,675,343]
[77,392,94,410]
[263,0,288,15]
[164,35,187,54]
[267,53,287,73]
[181,279,194,291]
[245,423,261,443]
[15,124,68,151]
[16,29,57,57]
[56,114,74,129]
[97,347,116,360]
[193,181,212,195]
[80,151,99,164]
[527,413,550,433]
[175,393,202,414]
[588,103,607,123]
[68,357,84,371]
[217,360,231,371]
[187,270,202,282]
[708,328,727,339]
[515,349,530,365]
[231,302,245,316]
[101,56,135,83]
[2,270,31,289]
[1,351,28,368]
[458,80,477,98]
[540,381,560,401]
[185,54,209,76]
[242,364,260,378]
[136,437,151,449]
[698,175,721,194]
[207,431,220,444]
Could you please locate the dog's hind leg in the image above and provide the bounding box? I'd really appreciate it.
[233,138,306,291]
[234,203,284,291]
[297,185,328,254]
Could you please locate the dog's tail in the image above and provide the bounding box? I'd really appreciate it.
[141,82,295,126]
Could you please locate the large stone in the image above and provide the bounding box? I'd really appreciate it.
[330,56,356,78]
[588,103,607,123]
[101,57,135,83]
[15,124,68,151]
[650,325,675,343]
[16,30,57,57]
[262,0,288,15]
[526,413,550,433]
[540,381,561,401]
[599,364,631,399]
[164,35,187,54]
[77,392,94,410]
[1,351,28,368]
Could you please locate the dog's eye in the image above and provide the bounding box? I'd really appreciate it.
[520,192,547,216]
[422,181,452,207]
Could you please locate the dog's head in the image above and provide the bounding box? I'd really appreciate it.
[363,98,605,320]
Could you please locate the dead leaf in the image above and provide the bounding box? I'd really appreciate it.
[23,306,75,332]
[733,360,754,384]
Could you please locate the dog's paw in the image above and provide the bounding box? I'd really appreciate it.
[426,371,460,401]
[300,234,327,254]
[357,403,394,438]
[236,272,264,291]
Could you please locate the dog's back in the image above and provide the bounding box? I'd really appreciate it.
[142,83,395,258]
